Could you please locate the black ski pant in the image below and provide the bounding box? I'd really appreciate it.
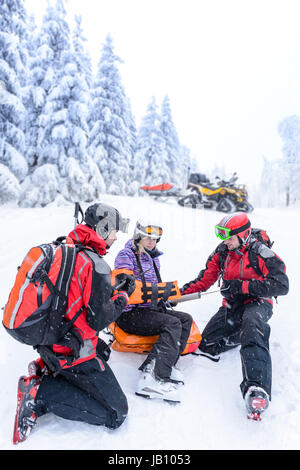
[198,299,273,398]
[116,306,193,380]
[34,354,128,429]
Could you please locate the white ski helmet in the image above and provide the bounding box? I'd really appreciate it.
[133,219,163,241]
[84,203,129,240]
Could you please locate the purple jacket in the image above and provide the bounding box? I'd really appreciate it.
[114,239,163,311]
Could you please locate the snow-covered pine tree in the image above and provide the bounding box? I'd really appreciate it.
[62,13,105,201]
[126,96,138,195]
[72,15,93,91]
[0,0,28,191]
[160,95,182,186]
[20,1,66,206]
[22,0,101,206]
[278,115,300,205]
[134,96,170,187]
[257,156,286,207]
[178,144,193,189]
[22,12,47,170]
[36,0,72,170]
[209,163,227,184]
[88,34,135,195]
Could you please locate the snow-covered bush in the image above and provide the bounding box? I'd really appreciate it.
[19,163,60,207]
[0,163,21,204]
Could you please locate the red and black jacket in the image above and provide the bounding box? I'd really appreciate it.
[51,224,127,369]
[182,238,289,306]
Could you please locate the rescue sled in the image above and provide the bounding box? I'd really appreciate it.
[108,320,202,355]
[140,183,183,201]
[109,269,201,355]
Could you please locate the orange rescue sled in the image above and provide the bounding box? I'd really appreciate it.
[108,320,201,355]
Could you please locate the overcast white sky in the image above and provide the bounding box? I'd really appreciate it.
[25,0,300,185]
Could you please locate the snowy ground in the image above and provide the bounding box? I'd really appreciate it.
[0,195,299,450]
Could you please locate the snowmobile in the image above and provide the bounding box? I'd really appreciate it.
[177,172,254,213]
[140,183,183,202]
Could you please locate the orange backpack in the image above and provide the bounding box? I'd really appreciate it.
[2,238,83,346]
[108,320,202,355]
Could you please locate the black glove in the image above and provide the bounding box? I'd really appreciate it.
[55,328,84,361]
[96,338,111,362]
[168,301,178,307]
[221,279,243,296]
[115,273,136,296]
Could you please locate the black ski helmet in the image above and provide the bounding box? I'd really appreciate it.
[84,203,129,240]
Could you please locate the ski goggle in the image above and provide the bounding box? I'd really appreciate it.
[215,225,232,240]
[137,223,163,238]
[143,225,163,237]
[116,214,130,234]
[215,220,251,241]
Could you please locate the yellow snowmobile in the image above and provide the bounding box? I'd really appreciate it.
[177,173,253,213]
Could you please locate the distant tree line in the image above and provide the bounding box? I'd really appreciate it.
[257,115,300,207]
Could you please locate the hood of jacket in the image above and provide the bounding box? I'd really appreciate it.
[68,224,107,256]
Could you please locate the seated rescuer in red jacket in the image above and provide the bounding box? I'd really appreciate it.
[181,212,289,419]
[13,202,136,445]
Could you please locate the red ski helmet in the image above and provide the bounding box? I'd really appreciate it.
[215,212,251,245]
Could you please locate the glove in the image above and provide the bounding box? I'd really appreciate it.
[168,301,178,307]
[96,338,111,362]
[180,285,188,295]
[112,291,129,308]
[55,328,84,361]
[221,279,243,296]
[115,273,136,296]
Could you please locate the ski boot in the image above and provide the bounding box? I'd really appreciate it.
[136,361,180,403]
[245,386,269,421]
[170,365,184,385]
[13,375,40,444]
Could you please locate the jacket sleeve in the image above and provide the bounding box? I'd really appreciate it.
[182,248,222,294]
[83,251,128,332]
[241,245,289,298]
[114,248,135,274]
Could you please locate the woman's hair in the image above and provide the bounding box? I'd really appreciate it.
[134,238,156,254]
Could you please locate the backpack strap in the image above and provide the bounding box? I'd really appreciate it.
[133,251,147,285]
[216,243,229,285]
[133,251,158,308]
[247,241,264,277]
[132,251,173,308]
[152,260,174,306]
[152,258,162,283]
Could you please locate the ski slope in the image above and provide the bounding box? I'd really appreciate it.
[0,195,299,450]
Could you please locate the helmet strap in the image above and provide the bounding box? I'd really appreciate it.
[229,220,251,237]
